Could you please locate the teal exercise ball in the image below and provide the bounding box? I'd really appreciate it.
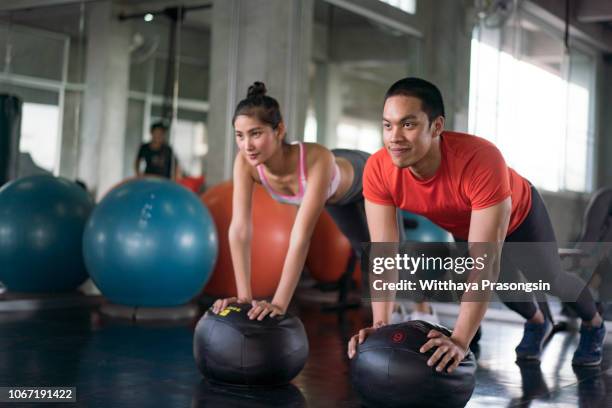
[83,178,218,307]
[0,175,94,292]
[402,211,452,242]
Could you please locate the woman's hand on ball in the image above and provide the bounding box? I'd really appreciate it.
[420,330,466,373]
[212,297,251,314]
[347,321,385,359]
[248,300,285,320]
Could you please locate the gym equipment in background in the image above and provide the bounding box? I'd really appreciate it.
[402,211,452,242]
[83,178,217,307]
[0,175,94,292]
[0,94,22,187]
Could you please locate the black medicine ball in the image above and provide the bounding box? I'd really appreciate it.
[351,320,477,408]
[193,304,309,386]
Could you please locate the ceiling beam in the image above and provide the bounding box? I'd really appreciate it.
[0,0,97,12]
[576,0,612,23]
[525,0,612,53]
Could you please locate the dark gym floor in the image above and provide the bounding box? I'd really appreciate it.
[1,301,611,407]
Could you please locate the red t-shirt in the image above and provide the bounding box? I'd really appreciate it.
[363,131,532,239]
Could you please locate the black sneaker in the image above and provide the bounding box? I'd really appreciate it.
[515,318,553,361]
[572,322,606,366]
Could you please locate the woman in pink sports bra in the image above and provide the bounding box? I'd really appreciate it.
[212,82,371,320]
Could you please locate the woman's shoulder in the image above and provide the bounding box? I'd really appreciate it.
[302,142,334,168]
[302,142,335,175]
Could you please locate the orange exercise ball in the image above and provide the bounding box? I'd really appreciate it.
[306,210,361,286]
[201,181,297,299]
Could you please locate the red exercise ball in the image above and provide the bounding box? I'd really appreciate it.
[306,210,361,286]
[177,175,205,193]
[201,181,297,299]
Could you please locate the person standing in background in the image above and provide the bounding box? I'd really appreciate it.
[134,121,182,179]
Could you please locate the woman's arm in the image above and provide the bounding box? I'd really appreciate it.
[228,154,255,300]
[249,147,335,320]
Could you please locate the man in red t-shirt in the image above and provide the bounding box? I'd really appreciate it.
[347,77,605,371]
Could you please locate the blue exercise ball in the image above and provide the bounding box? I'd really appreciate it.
[402,211,452,242]
[83,178,218,307]
[0,175,94,292]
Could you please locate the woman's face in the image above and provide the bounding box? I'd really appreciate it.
[234,115,283,166]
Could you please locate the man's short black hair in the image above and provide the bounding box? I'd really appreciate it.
[150,121,169,133]
[384,77,445,126]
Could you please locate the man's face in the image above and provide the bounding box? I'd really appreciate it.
[382,95,441,168]
[151,128,166,145]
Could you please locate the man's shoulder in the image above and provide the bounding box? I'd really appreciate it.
[442,131,500,159]
[443,130,495,145]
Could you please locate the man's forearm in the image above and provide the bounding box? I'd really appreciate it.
[453,242,502,350]
[452,301,488,350]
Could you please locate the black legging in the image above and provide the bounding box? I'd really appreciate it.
[324,150,407,294]
[325,149,406,259]
[325,149,371,258]
[489,186,597,321]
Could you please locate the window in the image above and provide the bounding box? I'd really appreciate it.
[304,109,317,143]
[336,118,382,153]
[309,0,421,150]
[126,16,211,179]
[0,16,85,178]
[170,119,208,177]
[468,12,596,192]
[20,102,61,172]
[0,82,62,174]
[378,0,416,14]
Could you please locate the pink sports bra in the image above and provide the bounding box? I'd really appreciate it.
[256,142,341,206]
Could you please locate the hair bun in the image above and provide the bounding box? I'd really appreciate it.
[247,82,267,98]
